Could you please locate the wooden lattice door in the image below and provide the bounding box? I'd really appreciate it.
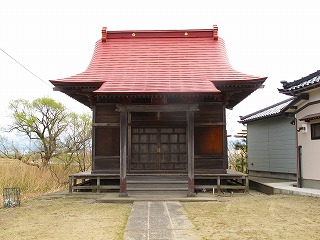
[130,127,187,172]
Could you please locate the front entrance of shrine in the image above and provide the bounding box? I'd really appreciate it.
[129,126,187,172]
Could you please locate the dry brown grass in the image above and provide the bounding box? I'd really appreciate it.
[0,158,131,240]
[0,159,65,203]
[183,192,320,240]
[0,196,132,240]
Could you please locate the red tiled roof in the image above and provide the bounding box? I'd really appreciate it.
[50,27,265,95]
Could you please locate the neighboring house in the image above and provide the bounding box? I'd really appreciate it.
[279,70,320,189]
[239,98,297,180]
[50,26,266,195]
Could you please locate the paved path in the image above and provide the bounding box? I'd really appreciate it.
[123,201,200,240]
[250,177,320,197]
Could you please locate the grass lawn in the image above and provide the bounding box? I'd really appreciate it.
[183,192,320,240]
[0,196,132,240]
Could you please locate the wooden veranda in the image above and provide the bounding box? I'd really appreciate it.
[68,169,249,195]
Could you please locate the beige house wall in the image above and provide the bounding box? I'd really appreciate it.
[296,88,320,182]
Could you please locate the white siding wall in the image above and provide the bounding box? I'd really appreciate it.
[247,116,296,174]
[296,88,320,181]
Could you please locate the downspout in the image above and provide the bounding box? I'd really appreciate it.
[297,145,302,188]
[294,116,302,188]
[291,93,307,188]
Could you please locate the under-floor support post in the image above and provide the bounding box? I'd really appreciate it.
[245,176,249,193]
[69,176,73,193]
[217,176,221,194]
[97,177,101,193]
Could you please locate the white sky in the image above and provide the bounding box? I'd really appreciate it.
[1,0,320,136]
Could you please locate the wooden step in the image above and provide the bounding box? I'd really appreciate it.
[128,180,187,184]
[127,175,188,191]
[127,183,188,189]
[127,188,188,191]
[127,175,188,181]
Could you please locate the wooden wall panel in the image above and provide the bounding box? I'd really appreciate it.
[131,112,157,121]
[94,157,120,173]
[195,104,223,124]
[93,104,121,172]
[95,104,119,123]
[194,103,225,172]
[131,112,186,125]
[95,127,120,156]
[194,157,224,170]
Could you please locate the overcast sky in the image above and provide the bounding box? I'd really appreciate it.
[1,0,320,136]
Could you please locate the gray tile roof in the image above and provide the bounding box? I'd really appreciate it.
[239,98,294,123]
[279,70,320,94]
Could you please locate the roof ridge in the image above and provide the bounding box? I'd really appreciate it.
[282,70,320,89]
[100,26,219,40]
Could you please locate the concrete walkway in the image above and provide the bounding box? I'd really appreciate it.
[123,201,200,240]
[250,177,320,197]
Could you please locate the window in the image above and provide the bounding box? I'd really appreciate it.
[311,123,320,140]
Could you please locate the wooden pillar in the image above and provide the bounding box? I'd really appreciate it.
[119,111,128,197]
[92,105,96,172]
[73,178,77,192]
[222,104,228,170]
[187,111,195,197]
